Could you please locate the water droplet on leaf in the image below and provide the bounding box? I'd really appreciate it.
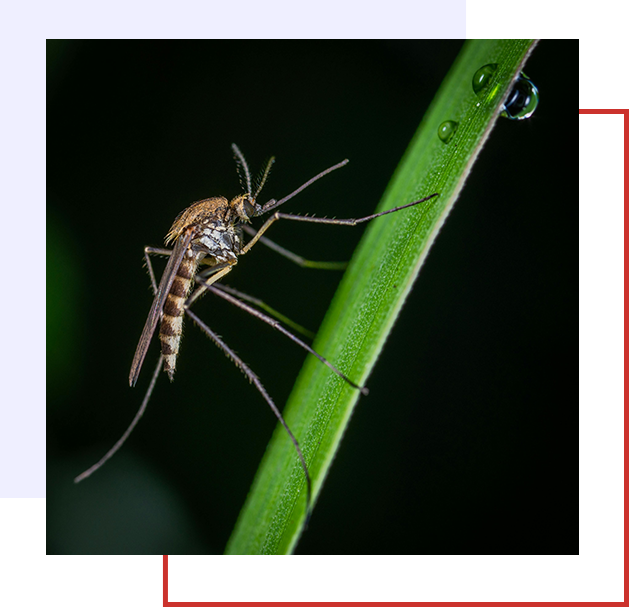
[437,120,458,143]
[501,72,539,120]
[472,63,498,95]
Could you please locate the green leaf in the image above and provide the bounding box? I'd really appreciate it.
[225,39,538,555]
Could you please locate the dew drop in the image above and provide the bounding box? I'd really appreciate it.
[437,120,458,143]
[502,72,539,120]
[472,63,498,95]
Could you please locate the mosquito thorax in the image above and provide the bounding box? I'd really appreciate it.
[166,197,235,243]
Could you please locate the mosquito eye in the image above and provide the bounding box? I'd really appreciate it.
[243,200,256,217]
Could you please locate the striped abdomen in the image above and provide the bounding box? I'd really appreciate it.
[160,253,200,380]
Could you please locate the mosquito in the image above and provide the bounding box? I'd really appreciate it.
[74,144,438,518]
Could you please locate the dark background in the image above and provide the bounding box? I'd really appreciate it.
[47,40,577,555]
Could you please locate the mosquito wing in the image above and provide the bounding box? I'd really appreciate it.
[129,228,195,387]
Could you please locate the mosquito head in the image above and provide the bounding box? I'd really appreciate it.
[230,193,259,224]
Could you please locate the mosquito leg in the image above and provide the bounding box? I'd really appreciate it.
[241,225,347,271]
[200,278,368,396]
[74,355,164,483]
[76,245,174,482]
[144,246,174,294]
[212,284,316,340]
[145,246,173,256]
[196,260,237,281]
[185,263,235,309]
[242,193,439,255]
[144,246,230,297]
[184,307,312,515]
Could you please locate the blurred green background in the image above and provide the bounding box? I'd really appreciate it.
[47,40,577,555]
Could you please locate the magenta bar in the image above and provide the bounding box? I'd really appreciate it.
[291,562,624,602]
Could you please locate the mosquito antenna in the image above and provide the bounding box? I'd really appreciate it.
[252,156,275,200]
[232,143,252,196]
[74,355,163,483]
[259,158,349,215]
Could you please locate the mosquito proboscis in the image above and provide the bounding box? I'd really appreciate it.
[75,144,438,522]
